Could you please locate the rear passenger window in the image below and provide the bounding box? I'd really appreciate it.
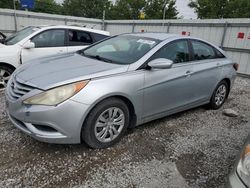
[68,30,93,46]
[151,40,190,64]
[92,33,109,42]
[191,40,216,60]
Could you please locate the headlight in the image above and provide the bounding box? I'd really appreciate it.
[23,81,89,106]
[237,144,250,186]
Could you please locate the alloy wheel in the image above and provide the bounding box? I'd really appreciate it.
[94,107,125,143]
[215,84,227,106]
[0,68,11,91]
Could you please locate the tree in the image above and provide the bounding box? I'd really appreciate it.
[188,0,228,19]
[227,0,250,18]
[189,0,250,19]
[144,0,178,19]
[0,0,20,9]
[107,0,146,20]
[0,0,62,14]
[33,0,62,14]
[107,0,178,20]
[62,0,111,19]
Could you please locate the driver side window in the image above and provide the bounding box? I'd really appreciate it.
[31,29,66,48]
[151,40,190,64]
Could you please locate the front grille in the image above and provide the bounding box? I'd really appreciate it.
[8,76,35,100]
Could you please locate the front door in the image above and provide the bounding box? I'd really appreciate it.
[143,40,194,121]
[21,29,67,63]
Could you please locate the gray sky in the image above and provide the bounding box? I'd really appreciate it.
[176,0,196,19]
[55,0,196,19]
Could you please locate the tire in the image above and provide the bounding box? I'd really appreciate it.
[0,65,14,91]
[209,80,229,110]
[82,98,130,149]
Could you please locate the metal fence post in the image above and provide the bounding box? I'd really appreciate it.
[220,21,228,48]
[132,21,135,32]
[102,10,105,30]
[64,18,67,25]
[167,22,171,33]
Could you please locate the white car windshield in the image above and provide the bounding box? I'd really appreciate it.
[5,26,39,45]
[79,35,160,64]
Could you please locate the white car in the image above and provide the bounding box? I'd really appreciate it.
[0,25,110,90]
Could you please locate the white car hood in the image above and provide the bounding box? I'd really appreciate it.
[0,44,22,69]
[0,44,21,63]
[0,44,20,54]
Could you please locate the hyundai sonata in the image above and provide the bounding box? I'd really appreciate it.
[227,132,250,188]
[5,33,238,148]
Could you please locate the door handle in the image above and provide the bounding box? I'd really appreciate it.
[185,70,193,77]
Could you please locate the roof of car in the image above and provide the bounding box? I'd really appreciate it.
[123,32,180,41]
[34,25,110,36]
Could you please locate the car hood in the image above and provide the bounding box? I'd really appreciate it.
[15,53,129,90]
[0,44,20,54]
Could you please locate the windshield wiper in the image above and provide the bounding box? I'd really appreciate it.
[93,55,113,63]
[81,52,113,63]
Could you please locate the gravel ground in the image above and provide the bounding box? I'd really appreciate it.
[0,77,250,188]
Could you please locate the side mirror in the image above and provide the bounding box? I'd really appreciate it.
[23,40,35,49]
[148,58,173,69]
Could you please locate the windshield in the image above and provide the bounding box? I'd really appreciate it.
[5,26,39,45]
[79,35,160,64]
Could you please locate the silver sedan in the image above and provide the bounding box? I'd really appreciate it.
[5,33,238,148]
[227,133,250,188]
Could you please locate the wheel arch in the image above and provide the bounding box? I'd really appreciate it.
[0,62,16,72]
[80,94,137,142]
[221,78,231,98]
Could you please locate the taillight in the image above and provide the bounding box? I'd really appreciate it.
[233,63,239,71]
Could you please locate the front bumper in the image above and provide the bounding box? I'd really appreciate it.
[227,172,246,188]
[5,93,90,144]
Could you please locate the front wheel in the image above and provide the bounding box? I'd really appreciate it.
[0,66,14,91]
[82,98,130,149]
[209,80,229,109]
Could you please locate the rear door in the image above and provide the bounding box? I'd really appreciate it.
[188,40,225,101]
[66,29,94,53]
[21,29,67,62]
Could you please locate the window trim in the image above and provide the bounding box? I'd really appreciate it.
[139,39,192,69]
[30,28,67,48]
[66,29,93,46]
[189,39,225,62]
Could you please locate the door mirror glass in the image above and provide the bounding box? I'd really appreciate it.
[23,40,35,49]
[148,58,173,69]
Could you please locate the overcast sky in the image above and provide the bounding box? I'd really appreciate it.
[55,0,196,19]
[176,0,196,19]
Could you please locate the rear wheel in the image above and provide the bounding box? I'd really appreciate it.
[82,98,130,149]
[209,80,229,109]
[0,66,14,91]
